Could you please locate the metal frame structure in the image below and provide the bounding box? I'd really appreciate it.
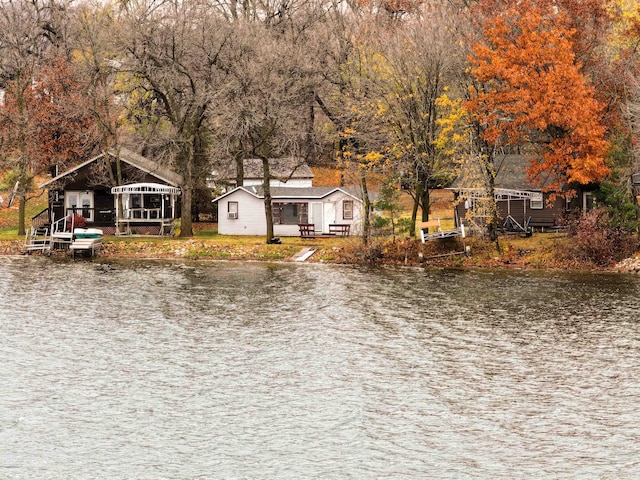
[111,183,181,236]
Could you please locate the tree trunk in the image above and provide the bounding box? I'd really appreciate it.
[179,149,194,237]
[262,157,275,243]
[180,183,193,237]
[235,152,244,187]
[361,169,371,245]
[18,195,26,236]
[410,190,419,238]
[487,173,501,252]
[420,184,430,223]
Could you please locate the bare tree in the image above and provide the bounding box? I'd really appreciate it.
[372,5,461,235]
[213,15,321,243]
[0,0,69,234]
[118,0,227,237]
[312,9,384,244]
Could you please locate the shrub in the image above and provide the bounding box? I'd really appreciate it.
[563,209,638,266]
[334,239,386,264]
[396,217,415,236]
[66,213,87,230]
[593,182,639,232]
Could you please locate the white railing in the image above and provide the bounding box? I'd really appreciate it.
[125,208,163,220]
[51,214,74,235]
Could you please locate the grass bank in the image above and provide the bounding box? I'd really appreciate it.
[0,223,604,271]
[0,193,632,270]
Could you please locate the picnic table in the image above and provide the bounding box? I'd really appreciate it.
[329,224,350,236]
[298,223,316,239]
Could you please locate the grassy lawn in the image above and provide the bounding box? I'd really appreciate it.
[0,193,48,239]
[0,187,592,269]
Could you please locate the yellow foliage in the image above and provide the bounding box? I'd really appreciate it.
[435,93,468,156]
[608,0,640,53]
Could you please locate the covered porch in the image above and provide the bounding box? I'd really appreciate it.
[111,183,181,236]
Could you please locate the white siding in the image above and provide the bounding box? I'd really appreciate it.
[217,188,364,236]
[321,191,364,235]
[217,191,266,235]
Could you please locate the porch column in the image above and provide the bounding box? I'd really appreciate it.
[114,194,120,233]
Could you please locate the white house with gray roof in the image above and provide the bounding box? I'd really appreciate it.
[213,185,365,236]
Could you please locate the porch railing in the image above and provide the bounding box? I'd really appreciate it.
[31,208,50,229]
[64,207,116,225]
[125,208,164,220]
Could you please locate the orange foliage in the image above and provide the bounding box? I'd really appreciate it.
[31,58,99,170]
[311,167,342,186]
[471,0,620,128]
[471,0,610,63]
[0,57,98,177]
[311,166,385,189]
[465,3,609,190]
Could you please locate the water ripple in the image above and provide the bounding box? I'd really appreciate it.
[0,258,639,478]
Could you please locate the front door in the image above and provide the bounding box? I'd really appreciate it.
[311,202,323,233]
[65,191,94,221]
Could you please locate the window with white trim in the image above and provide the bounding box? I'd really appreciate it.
[530,192,543,209]
[65,191,94,221]
[227,201,239,219]
[343,200,354,220]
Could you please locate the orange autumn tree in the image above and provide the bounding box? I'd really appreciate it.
[465,3,610,194]
[0,57,98,235]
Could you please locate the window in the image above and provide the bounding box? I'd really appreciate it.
[343,200,354,220]
[530,192,543,210]
[131,194,142,209]
[228,201,239,219]
[273,202,308,224]
[65,191,94,221]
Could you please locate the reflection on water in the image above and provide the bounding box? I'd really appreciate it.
[1,256,639,478]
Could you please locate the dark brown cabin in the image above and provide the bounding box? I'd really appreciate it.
[449,154,592,233]
[38,148,183,235]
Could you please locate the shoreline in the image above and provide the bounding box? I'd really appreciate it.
[3,236,637,273]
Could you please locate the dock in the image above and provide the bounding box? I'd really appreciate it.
[292,247,316,262]
[69,237,103,258]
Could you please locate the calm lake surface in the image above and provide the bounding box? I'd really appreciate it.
[1,256,639,479]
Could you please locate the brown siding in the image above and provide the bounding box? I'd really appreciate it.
[527,196,564,227]
[454,194,565,230]
[454,203,467,227]
[497,199,526,226]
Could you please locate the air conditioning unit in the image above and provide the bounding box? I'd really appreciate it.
[227,212,238,219]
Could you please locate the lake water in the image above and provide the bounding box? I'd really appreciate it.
[1,256,639,479]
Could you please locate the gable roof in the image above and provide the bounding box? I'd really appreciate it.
[212,185,365,203]
[450,154,553,191]
[214,158,314,183]
[40,148,183,188]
